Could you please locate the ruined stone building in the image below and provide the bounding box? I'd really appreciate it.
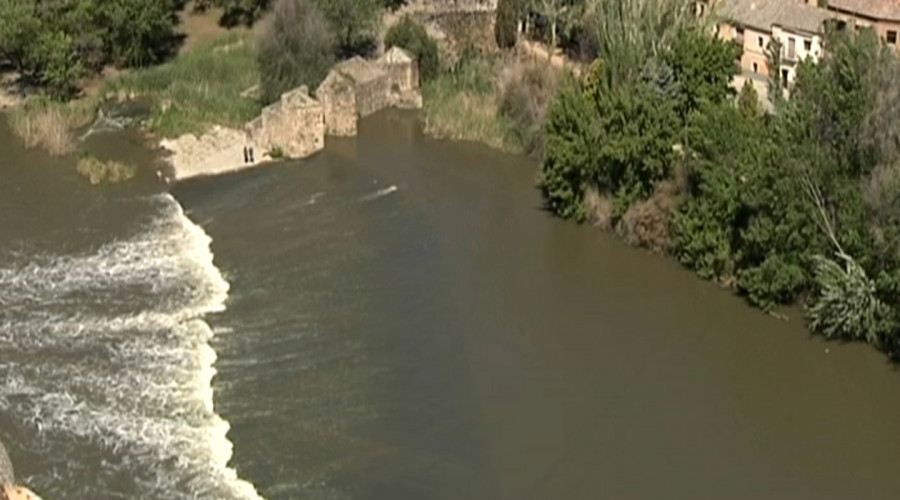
[246,86,325,158]
[239,47,421,158]
[316,46,422,137]
[381,46,423,109]
[316,71,357,137]
[163,48,422,180]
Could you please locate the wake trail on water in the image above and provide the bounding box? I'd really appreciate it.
[0,193,264,499]
[359,185,397,203]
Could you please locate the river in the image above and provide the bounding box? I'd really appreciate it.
[1,110,900,499]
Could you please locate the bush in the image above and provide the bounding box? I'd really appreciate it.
[257,0,336,104]
[76,156,138,184]
[620,179,681,253]
[7,100,79,156]
[808,253,895,345]
[498,60,560,155]
[495,0,520,49]
[313,0,380,57]
[385,16,440,81]
[422,54,519,152]
[0,0,179,95]
[214,0,273,26]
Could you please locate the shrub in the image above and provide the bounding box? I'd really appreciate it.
[808,253,895,345]
[258,0,336,104]
[76,156,138,184]
[313,0,380,57]
[495,0,520,49]
[421,54,518,152]
[498,60,560,155]
[619,179,681,253]
[385,16,440,81]
[7,101,76,156]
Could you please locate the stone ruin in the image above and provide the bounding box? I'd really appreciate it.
[163,47,422,181]
[247,46,422,157]
[245,86,324,159]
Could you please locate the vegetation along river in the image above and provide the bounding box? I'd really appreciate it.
[2,110,900,499]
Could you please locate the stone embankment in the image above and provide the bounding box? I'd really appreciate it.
[162,47,422,182]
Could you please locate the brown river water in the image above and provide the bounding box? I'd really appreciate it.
[1,110,899,499]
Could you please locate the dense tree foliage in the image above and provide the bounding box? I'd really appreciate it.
[0,0,179,96]
[385,16,439,81]
[495,0,521,49]
[312,0,382,57]
[257,0,335,103]
[539,5,900,356]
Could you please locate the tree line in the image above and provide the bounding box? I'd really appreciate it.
[536,0,900,356]
[0,0,182,96]
[0,0,408,99]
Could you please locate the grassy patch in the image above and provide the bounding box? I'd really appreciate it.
[6,96,97,156]
[422,54,521,154]
[103,33,262,138]
[76,155,138,184]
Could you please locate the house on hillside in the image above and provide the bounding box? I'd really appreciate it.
[805,0,900,48]
[716,0,833,87]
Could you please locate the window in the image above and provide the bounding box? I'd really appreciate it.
[804,40,812,51]
[752,62,759,73]
[888,30,898,44]
[782,69,790,88]
[758,36,764,48]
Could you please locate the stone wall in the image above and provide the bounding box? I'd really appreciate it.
[401,0,497,14]
[380,48,423,109]
[247,86,325,158]
[334,58,391,117]
[161,48,422,181]
[317,72,358,136]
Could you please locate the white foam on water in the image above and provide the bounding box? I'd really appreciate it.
[0,193,264,499]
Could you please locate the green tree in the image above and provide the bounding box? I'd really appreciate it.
[31,31,85,97]
[495,0,521,49]
[541,59,679,221]
[385,16,439,81]
[105,0,179,66]
[381,0,407,10]
[258,0,335,103]
[665,27,739,119]
[540,83,601,220]
[674,100,765,282]
[312,0,381,57]
[580,0,697,89]
[0,0,40,70]
[737,80,762,119]
[214,0,272,26]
